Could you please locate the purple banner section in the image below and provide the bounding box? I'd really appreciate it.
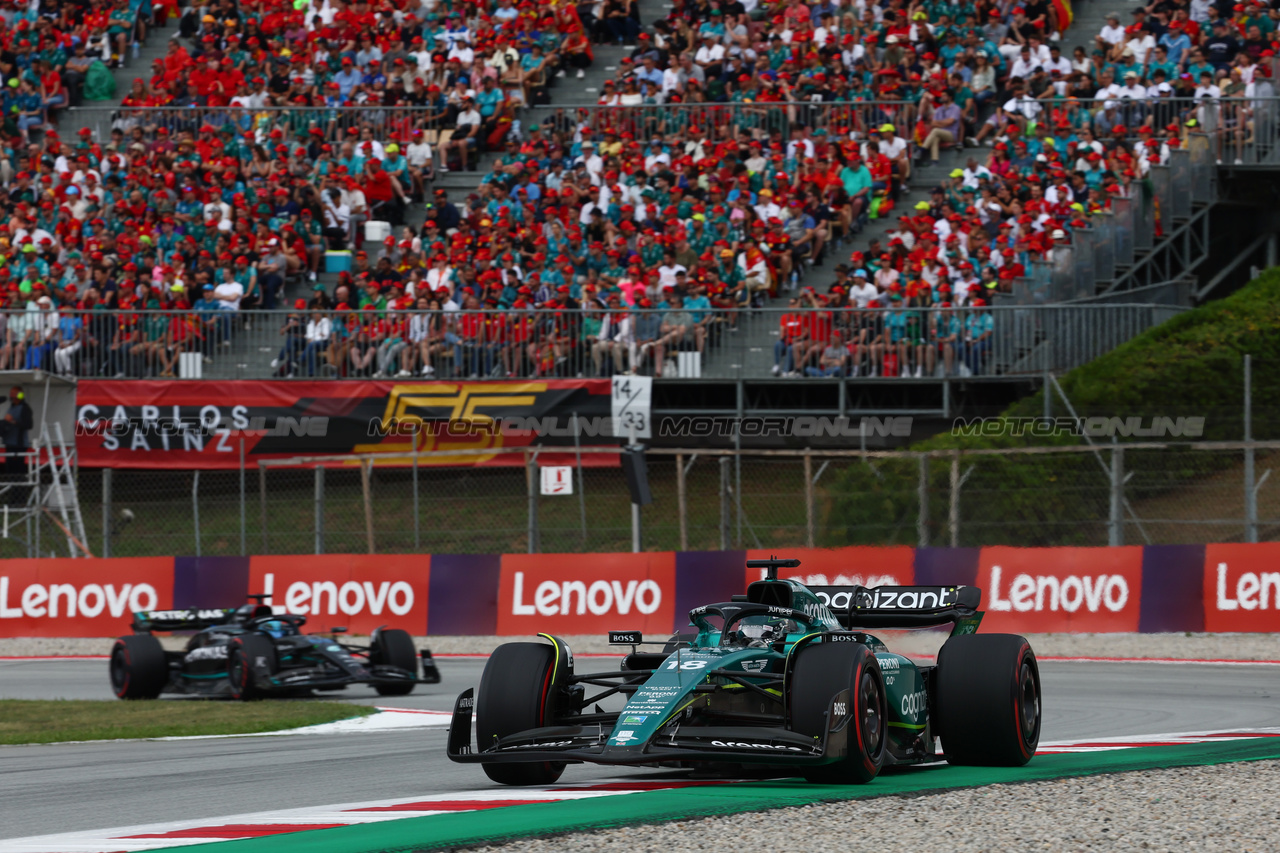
[912,548,980,589]
[1139,544,1206,633]
[428,554,500,635]
[674,550,746,632]
[173,557,249,610]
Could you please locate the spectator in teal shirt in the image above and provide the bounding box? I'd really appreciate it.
[1146,45,1178,82]
[475,77,504,118]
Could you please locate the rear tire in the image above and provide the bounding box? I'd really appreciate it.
[109,635,168,699]
[790,642,886,784]
[935,633,1041,766]
[227,635,278,701]
[371,628,417,696]
[476,642,566,786]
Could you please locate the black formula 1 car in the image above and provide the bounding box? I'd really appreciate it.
[109,596,440,700]
[448,557,1040,785]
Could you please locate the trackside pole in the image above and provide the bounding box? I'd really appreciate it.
[630,421,640,553]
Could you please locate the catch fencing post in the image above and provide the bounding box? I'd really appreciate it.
[102,468,112,558]
[192,471,201,557]
[525,449,538,554]
[238,439,246,556]
[676,453,688,552]
[948,451,960,548]
[1244,354,1257,543]
[412,449,420,552]
[735,381,744,547]
[258,464,268,554]
[1109,442,1125,547]
[314,465,325,554]
[719,456,730,551]
[804,450,815,549]
[360,459,375,554]
[572,412,587,544]
[917,453,928,548]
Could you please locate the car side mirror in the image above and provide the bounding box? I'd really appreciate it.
[330,626,348,634]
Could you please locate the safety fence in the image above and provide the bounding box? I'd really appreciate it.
[8,435,1280,562]
[14,303,1182,381]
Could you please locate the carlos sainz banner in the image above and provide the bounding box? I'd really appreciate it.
[75,380,615,469]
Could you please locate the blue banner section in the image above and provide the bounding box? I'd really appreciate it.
[1138,544,1206,633]
[172,557,250,610]
[674,550,745,631]
[428,554,500,635]
[913,548,980,589]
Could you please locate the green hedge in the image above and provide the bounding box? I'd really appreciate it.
[824,270,1280,546]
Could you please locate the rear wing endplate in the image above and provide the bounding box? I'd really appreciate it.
[808,585,983,633]
[131,608,238,633]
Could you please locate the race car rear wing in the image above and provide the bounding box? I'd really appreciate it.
[130,608,238,633]
[809,585,983,633]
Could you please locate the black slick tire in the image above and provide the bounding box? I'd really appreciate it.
[371,628,417,696]
[109,635,168,699]
[934,633,1041,766]
[228,635,278,701]
[476,642,566,786]
[790,641,886,784]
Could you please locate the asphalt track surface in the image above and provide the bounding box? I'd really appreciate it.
[3,656,1279,840]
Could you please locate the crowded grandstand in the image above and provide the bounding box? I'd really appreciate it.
[0,0,1266,379]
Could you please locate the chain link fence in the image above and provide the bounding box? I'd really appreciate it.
[6,438,1280,559]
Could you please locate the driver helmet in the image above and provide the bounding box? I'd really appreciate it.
[259,620,293,639]
[737,615,795,647]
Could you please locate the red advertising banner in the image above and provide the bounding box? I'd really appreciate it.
[744,546,915,589]
[76,380,615,469]
[249,555,430,635]
[496,552,677,635]
[1203,543,1280,632]
[0,558,174,637]
[975,546,1143,633]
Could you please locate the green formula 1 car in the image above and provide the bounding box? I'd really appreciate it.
[447,557,1041,785]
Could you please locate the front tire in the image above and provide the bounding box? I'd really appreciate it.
[227,635,278,701]
[110,635,168,699]
[371,628,417,696]
[934,633,1041,766]
[790,642,887,784]
[476,642,566,786]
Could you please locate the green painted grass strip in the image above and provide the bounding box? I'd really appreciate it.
[155,738,1280,853]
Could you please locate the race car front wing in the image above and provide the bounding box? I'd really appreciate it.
[446,687,853,767]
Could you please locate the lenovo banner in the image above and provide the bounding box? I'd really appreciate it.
[0,558,174,637]
[11,543,1280,639]
[496,552,677,635]
[974,546,1144,633]
[248,555,429,635]
[1203,543,1280,632]
[76,380,614,469]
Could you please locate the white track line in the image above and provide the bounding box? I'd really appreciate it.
[4,730,1278,852]
[0,782,699,853]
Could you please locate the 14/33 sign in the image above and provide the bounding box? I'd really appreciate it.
[611,376,652,440]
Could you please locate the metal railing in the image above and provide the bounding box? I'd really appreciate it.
[6,303,1182,381]
[59,95,1280,146]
